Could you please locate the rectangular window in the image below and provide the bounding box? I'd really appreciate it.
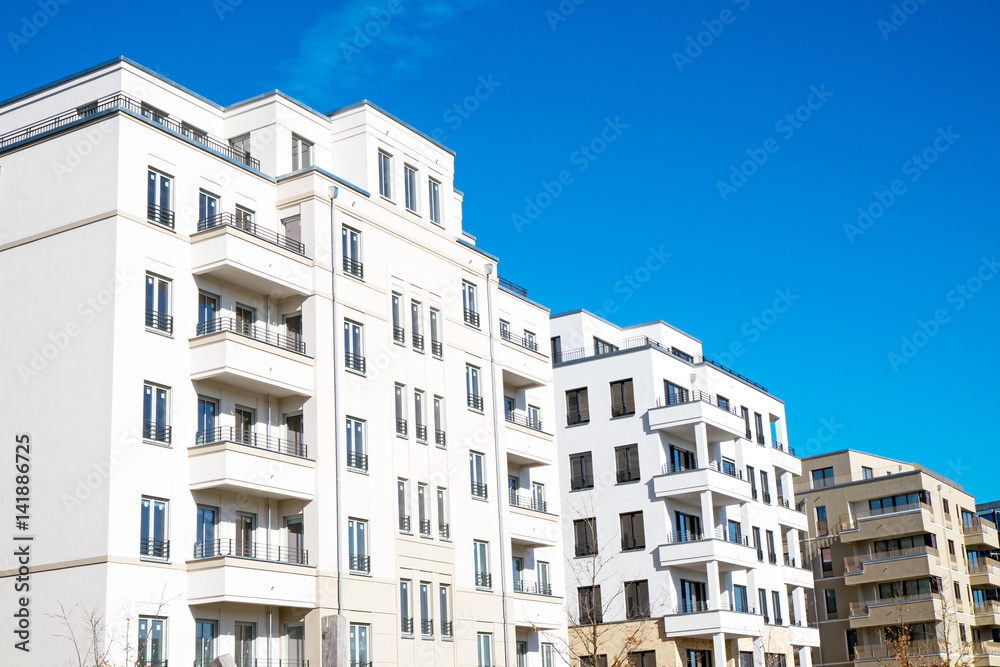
[292,134,312,170]
[570,453,594,490]
[195,619,217,667]
[566,387,590,425]
[620,512,645,551]
[687,650,711,667]
[378,150,392,199]
[410,301,424,351]
[349,624,370,667]
[665,381,690,405]
[147,169,174,228]
[463,281,479,327]
[474,541,491,588]
[615,444,640,483]
[230,134,252,164]
[538,561,551,594]
[717,395,730,410]
[198,191,218,224]
[281,215,301,247]
[846,630,858,661]
[433,397,445,447]
[754,412,764,443]
[740,653,754,667]
[437,487,449,538]
[610,379,635,416]
[766,530,777,563]
[574,518,598,557]
[772,590,782,624]
[404,164,418,213]
[143,383,170,444]
[391,293,404,344]
[414,390,426,441]
[816,506,828,534]
[541,644,555,667]
[821,547,832,575]
[138,616,166,667]
[420,582,432,635]
[753,527,763,561]
[397,479,409,532]
[348,518,369,573]
[532,482,546,513]
[734,584,748,612]
[429,308,442,357]
[625,580,650,619]
[235,205,255,231]
[466,365,483,410]
[470,452,487,498]
[428,178,442,224]
[344,321,365,374]
[439,585,452,637]
[759,589,769,623]
[145,273,172,334]
[342,226,363,279]
[477,633,493,667]
[760,470,771,504]
[862,465,874,479]
[417,484,429,535]
[578,585,602,624]
[742,406,751,438]
[394,384,406,436]
[344,417,366,472]
[594,337,618,355]
[400,580,412,635]
[765,654,786,667]
[811,467,835,488]
[524,330,537,351]
[140,497,168,559]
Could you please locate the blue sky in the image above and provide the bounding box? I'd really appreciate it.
[2,0,998,498]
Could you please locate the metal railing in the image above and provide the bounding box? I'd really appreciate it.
[512,580,553,596]
[471,482,488,499]
[145,308,173,334]
[611,401,635,417]
[435,429,446,446]
[969,556,1000,575]
[621,537,645,551]
[400,617,413,635]
[412,332,424,351]
[505,410,543,432]
[393,326,405,344]
[509,490,548,514]
[343,257,363,279]
[415,424,427,441]
[617,469,641,483]
[398,515,411,532]
[193,539,308,564]
[664,527,751,546]
[195,426,308,458]
[756,433,766,445]
[660,460,744,479]
[345,352,366,374]
[349,553,370,573]
[500,328,539,353]
[147,202,175,229]
[143,420,171,444]
[626,606,651,620]
[762,492,772,505]
[498,277,528,297]
[439,522,450,539]
[570,475,594,490]
[198,212,304,255]
[440,621,453,637]
[464,308,480,327]
[139,538,169,559]
[567,410,589,425]
[475,572,492,588]
[419,519,431,536]
[467,393,483,411]
[395,418,407,436]
[655,390,741,419]
[420,619,434,636]
[253,660,309,667]
[772,440,796,456]
[195,316,307,354]
[575,543,598,557]
[431,339,443,357]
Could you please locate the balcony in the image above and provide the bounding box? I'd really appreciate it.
[189,323,314,398]
[139,537,169,560]
[145,308,173,335]
[475,572,492,589]
[346,450,368,472]
[789,623,821,647]
[187,439,315,501]
[471,482,488,499]
[509,498,558,548]
[839,501,935,544]
[974,600,1000,626]
[974,642,1000,667]
[505,410,543,432]
[393,326,405,345]
[186,549,315,607]
[771,440,801,473]
[412,332,424,352]
[193,539,308,565]
[501,329,539,353]
[853,640,949,662]
[505,416,554,468]
[775,498,809,531]
[343,256,363,280]
[782,556,815,588]
[190,217,312,299]
[513,580,553,596]
[657,528,755,571]
[970,557,1000,588]
[847,593,944,629]
[464,309,480,328]
[196,426,307,458]
[653,461,752,505]
[345,352,366,374]
[964,517,1000,549]
[647,391,747,443]
[662,601,765,638]
[510,586,565,631]
[843,546,939,585]
[349,553,370,574]
[147,202,175,229]
[509,490,548,514]
[468,393,484,411]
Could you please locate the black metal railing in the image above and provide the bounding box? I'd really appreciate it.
[772,440,796,456]
[400,617,413,635]
[757,549,765,562]
[500,329,539,353]
[435,429,446,446]
[147,202,175,229]
[412,332,424,351]
[421,619,434,636]
[617,469,641,483]
[768,553,778,564]
[431,339,443,357]
[415,424,427,441]
[575,543,598,557]
[439,522,450,539]
[513,580,553,596]
[195,316,307,354]
[193,539,308,564]
[762,492,772,505]
[464,308,480,328]
[393,326,405,344]
[140,537,169,559]
[655,390,740,418]
[195,426,308,458]
[468,393,483,411]
[626,606,652,620]
[475,572,492,588]
[471,482,488,499]
[611,401,636,417]
[665,528,751,546]
[570,475,594,490]
[701,355,768,392]
[784,555,798,567]
[498,277,528,298]
[145,308,173,334]
[756,433,766,445]
[343,257,363,279]
[509,490,548,513]
[567,410,589,425]
[398,515,411,532]
[349,553,370,573]
[440,620,453,637]
[143,420,171,444]
[345,352,366,374]
[621,537,645,551]
[395,418,407,436]
[198,212,305,256]
[675,600,711,614]
[505,410,543,432]
[660,460,744,480]
[751,488,759,501]
[419,519,431,536]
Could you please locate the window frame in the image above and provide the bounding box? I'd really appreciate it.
[378,150,393,200]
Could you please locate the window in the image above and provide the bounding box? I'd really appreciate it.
[740,652,754,667]
[397,479,409,532]
[143,383,170,444]
[140,497,168,559]
[669,445,696,473]
[620,512,645,551]
[766,530,777,563]
[816,506,828,534]
[610,379,635,416]
[420,582,433,635]
[194,619,217,667]
[758,589,769,623]
[728,520,742,544]
[439,585,452,637]
[734,584,748,612]
[717,395,730,411]
[686,650,711,667]
[788,591,797,625]
[524,329,537,351]
[615,444,640,483]
[954,581,962,603]
[811,467,835,488]
[538,561,551,595]
[198,191,218,224]
[551,336,562,362]
[474,541,491,588]
[437,488,449,538]
[463,281,479,327]
[741,406,751,438]
[625,580,650,619]
[433,397,445,447]
[234,622,255,667]
[665,381,690,405]
[291,134,312,170]
[137,616,165,667]
[230,134,251,163]
[235,303,255,337]
[399,580,412,635]
[532,482,546,512]
[949,539,956,556]
[679,579,706,613]
[821,547,832,575]
[846,629,858,660]
[470,452,487,498]
[378,150,392,199]
[582,657,609,667]
[140,102,168,123]
[675,512,702,542]
[147,169,174,228]
[753,527,763,561]
[760,470,771,504]
[516,641,527,667]
[765,654,786,667]
[417,484,430,535]
[391,293,404,344]
[428,178,442,224]
[429,308,442,357]
[570,452,594,490]
[772,590,783,624]
[284,412,304,456]
[594,337,618,355]
[579,586,602,623]
[348,518,369,573]
[410,301,424,351]
[541,644,555,667]
[566,387,590,425]
[349,624,370,667]
[404,164,418,213]
[477,633,493,667]
[182,121,207,143]
[527,404,541,430]
[145,273,172,334]
[281,215,301,248]
[862,465,874,479]
[414,390,426,441]
[943,498,950,514]
[960,624,967,642]
[574,518,598,557]
[466,365,483,410]
[193,505,217,558]
[394,384,406,436]
[747,465,757,499]
[344,321,365,374]
[342,226,363,279]
[754,412,764,443]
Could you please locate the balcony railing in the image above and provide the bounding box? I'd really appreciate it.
[762,492,772,505]
[664,527,750,546]
[471,482,488,499]
[349,553,370,573]
[975,600,1000,616]
[498,277,528,298]
[567,410,589,425]
[420,619,434,636]
[412,332,424,351]
[467,393,484,411]
[400,617,413,635]
[512,580,553,596]
[672,600,759,616]
[439,522,450,539]
[963,516,997,534]
[415,424,427,441]
[655,390,741,419]
[475,572,492,589]
[969,556,1000,575]
[392,325,405,344]
[772,440,796,456]
[575,543,598,557]
[395,418,407,436]
[431,339,443,357]
[617,469,641,483]
[193,539,308,565]
[500,329,539,353]
[840,500,934,530]
[570,475,594,490]
[844,545,938,574]
[198,212,305,256]
[195,316,307,355]
[143,420,171,444]
[849,592,943,617]
[145,308,173,334]
[440,620,453,637]
[419,519,431,536]
[139,537,169,559]
[611,401,635,417]
[345,352,366,374]
[853,640,949,661]
[621,537,645,551]
[398,515,411,533]
[660,459,744,479]
[435,429,446,447]
[147,202,175,229]
[195,426,308,458]
[756,433,766,446]
[464,308,480,328]
[343,256,363,279]
[509,490,548,513]
[505,410,543,432]
[253,661,309,667]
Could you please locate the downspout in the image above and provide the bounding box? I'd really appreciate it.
[330,186,345,613]
[485,263,512,666]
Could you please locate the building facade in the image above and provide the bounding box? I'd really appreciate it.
[0,57,564,667]
[797,450,1000,667]
[550,311,819,667]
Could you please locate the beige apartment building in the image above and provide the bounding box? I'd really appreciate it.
[797,450,1000,667]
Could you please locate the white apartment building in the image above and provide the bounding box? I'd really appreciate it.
[0,57,565,667]
[550,311,819,667]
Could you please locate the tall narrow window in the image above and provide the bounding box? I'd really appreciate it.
[137,617,166,667]
[342,227,363,279]
[428,178,441,224]
[197,291,218,335]
[439,585,452,637]
[398,479,409,532]
[143,383,170,444]
[147,169,174,228]
[291,135,312,170]
[198,191,218,224]
[610,379,635,416]
[140,497,168,559]
[234,622,255,667]
[434,397,445,447]
[437,487,449,538]
[417,484,430,535]
[399,580,412,635]
[470,452,487,498]
[378,150,392,199]
[570,453,594,490]
[394,384,406,436]
[462,282,479,327]
[230,134,252,164]
[404,165,418,213]
[411,301,424,351]
[284,412,304,456]
[760,470,771,504]
[574,518,598,556]
[348,518,369,573]
[754,412,765,444]
[419,583,433,635]
[414,390,426,441]
[741,406,751,439]
[349,624,369,667]
[816,506,828,534]
[194,505,217,557]
[620,511,645,551]
[625,580,650,619]
[344,321,365,374]
[145,273,172,334]
[477,633,493,667]
[566,388,590,425]
[578,586,602,623]
[466,365,483,411]
[391,293,404,344]
[474,541,491,588]
[429,308,442,357]
[615,445,640,483]
[195,619,217,667]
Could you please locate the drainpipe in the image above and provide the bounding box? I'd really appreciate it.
[485,263,512,666]
[329,186,345,613]
[267,606,273,666]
